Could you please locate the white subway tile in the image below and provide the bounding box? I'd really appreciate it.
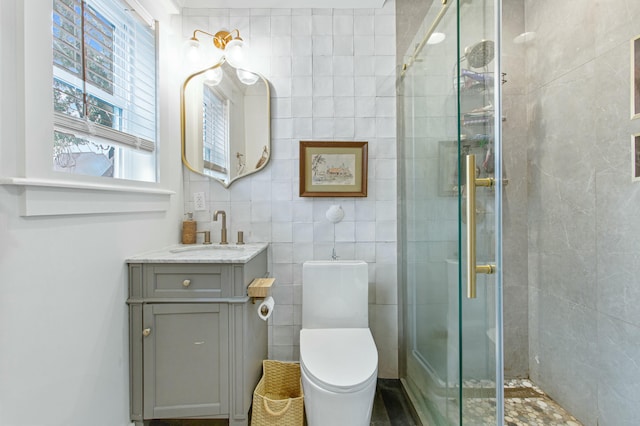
[312,118,334,138]
[272,180,292,201]
[334,96,355,117]
[354,35,375,56]
[292,200,314,221]
[251,201,272,222]
[271,199,293,222]
[312,35,333,56]
[376,117,396,138]
[313,221,335,242]
[312,97,334,117]
[272,36,292,56]
[271,56,292,76]
[375,200,396,222]
[293,223,314,242]
[291,76,312,96]
[271,15,292,35]
[333,15,354,35]
[250,16,270,35]
[334,76,354,97]
[312,56,333,76]
[293,117,312,138]
[292,55,312,76]
[356,221,376,241]
[375,96,396,117]
[335,221,356,242]
[291,15,312,35]
[355,117,376,138]
[355,96,376,117]
[291,97,312,117]
[333,36,354,56]
[333,55,354,75]
[292,242,314,263]
[354,76,376,96]
[292,36,312,56]
[311,15,332,35]
[354,15,375,36]
[334,118,355,138]
[374,14,395,34]
[272,222,293,243]
[313,76,334,96]
[375,220,397,242]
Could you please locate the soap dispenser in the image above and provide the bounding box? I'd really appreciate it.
[181,212,197,244]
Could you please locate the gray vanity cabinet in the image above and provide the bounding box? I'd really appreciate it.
[142,303,229,419]
[127,244,268,426]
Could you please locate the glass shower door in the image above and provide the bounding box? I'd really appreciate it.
[458,0,503,423]
[399,0,503,424]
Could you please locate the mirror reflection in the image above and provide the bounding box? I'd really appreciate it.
[181,61,270,187]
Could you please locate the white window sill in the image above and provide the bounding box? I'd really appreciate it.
[0,177,174,217]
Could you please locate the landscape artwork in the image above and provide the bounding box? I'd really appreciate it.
[299,141,368,197]
[310,153,356,186]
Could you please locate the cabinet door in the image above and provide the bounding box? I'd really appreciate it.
[143,304,229,419]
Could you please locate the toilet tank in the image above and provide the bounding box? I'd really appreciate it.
[302,260,368,329]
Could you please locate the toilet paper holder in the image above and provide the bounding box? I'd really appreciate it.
[248,277,275,304]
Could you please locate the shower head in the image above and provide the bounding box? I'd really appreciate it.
[464,39,495,68]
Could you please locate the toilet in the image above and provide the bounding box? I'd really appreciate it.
[300,260,378,426]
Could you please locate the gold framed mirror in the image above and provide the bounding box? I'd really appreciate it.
[181,60,271,187]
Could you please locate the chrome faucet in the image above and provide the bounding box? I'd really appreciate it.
[213,210,228,245]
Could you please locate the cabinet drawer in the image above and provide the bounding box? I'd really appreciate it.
[145,265,230,298]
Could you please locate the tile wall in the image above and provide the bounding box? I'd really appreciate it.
[526,0,640,424]
[181,2,399,377]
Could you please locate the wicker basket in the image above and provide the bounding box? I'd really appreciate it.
[251,360,304,426]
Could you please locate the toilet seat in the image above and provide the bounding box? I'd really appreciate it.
[300,328,378,393]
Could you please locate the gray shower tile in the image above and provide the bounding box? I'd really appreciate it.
[597,313,640,426]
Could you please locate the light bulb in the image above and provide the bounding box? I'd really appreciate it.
[204,67,223,86]
[182,38,202,66]
[224,38,245,68]
[236,69,259,85]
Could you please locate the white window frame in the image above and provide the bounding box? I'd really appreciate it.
[0,0,173,217]
[52,0,157,182]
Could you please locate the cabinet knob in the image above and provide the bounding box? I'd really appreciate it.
[142,328,152,337]
[182,279,191,287]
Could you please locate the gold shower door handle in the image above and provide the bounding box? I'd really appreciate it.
[465,154,496,298]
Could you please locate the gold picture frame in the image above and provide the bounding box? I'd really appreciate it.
[632,34,640,119]
[299,141,368,197]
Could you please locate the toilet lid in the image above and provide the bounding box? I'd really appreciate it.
[300,328,378,392]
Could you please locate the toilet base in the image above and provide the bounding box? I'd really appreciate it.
[301,365,377,426]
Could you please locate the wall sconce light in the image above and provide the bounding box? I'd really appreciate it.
[185,29,246,69]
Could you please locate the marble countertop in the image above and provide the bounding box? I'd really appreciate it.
[126,242,268,264]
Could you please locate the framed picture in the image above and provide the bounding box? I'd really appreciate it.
[632,34,640,119]
[299,141,368,197]
[633,134,640,181]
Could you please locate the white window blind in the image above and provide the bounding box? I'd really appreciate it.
[202,85,228,174]
[52,0,156,159]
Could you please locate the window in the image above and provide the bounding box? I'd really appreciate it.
[51,0,157,182]
[202,85,229,176]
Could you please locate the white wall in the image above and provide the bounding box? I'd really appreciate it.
[0,1,184,425]
[181,3,400,377]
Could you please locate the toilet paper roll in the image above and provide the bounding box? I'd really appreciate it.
[257,296,275,321]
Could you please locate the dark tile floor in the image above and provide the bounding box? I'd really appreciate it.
[372,379,418,425]
[148,379,418,426]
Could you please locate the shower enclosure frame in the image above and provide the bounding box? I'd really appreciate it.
[398,0,504,424]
